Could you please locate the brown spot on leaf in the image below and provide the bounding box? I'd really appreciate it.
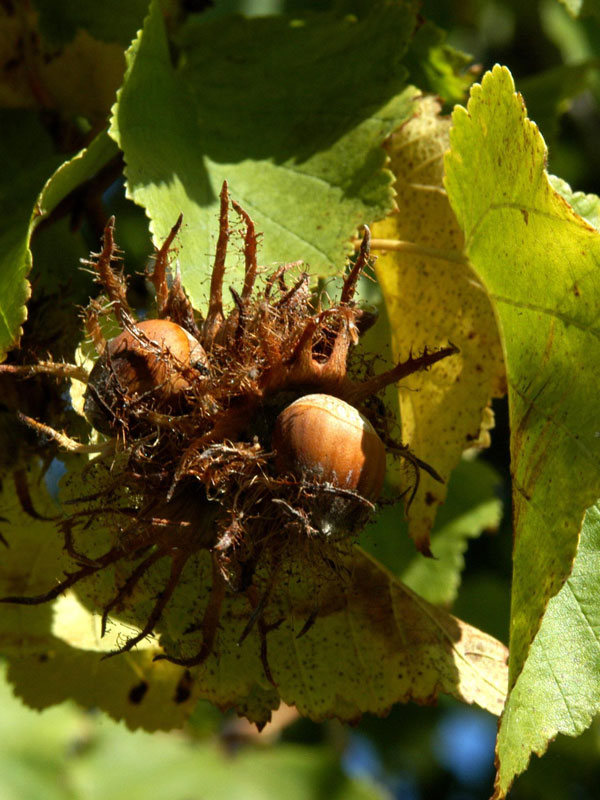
[174,670,194,704]
[521,209,529,225]
[128,680,149,704]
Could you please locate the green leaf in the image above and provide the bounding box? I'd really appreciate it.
[97,739,385,800]
[557,0,600,19]
[360,458,504,607]
[32,0,150,46]
[403,19,474,103]
[0,111,63,360]
[549,174,600,230]
[0,128,120,360]
[0,664,386,800]
[36,130,120,227]
[445,64,600,787]
[494,502,600,797]
[72,726,385,800]
[0,665,84,800]
[399,459,503,605]
[109,0,419,309]
[558,0,584,14]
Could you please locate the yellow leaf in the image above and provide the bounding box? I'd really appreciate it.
[372,96,505,552]
[0,8,126,131]
[0,459,507,726]
[0,463,201,731]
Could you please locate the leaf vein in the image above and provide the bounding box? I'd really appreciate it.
[537,631,578,731]
[492,295,600,338]
[508,379,600,465]
[565,580,600,644]
[465,200,598,250]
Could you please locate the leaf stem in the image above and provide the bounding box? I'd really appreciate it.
[356,238,467,265]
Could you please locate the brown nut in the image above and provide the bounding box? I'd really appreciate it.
[84,319,206,431]
[272,393,386,500]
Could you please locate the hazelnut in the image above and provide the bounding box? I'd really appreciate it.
[272,393,386,501]
[84,319,206,431]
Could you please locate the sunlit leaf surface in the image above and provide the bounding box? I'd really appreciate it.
[0,459,507,728]
[493,502,600,797]
[445,64,600,796]
[110,0,419,308]
[372,95,505,551]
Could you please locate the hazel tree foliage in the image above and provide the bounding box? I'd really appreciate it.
[1,2,600,797]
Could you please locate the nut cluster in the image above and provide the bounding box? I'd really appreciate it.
[1,182,457,669]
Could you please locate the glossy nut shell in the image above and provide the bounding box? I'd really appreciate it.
[84,319,206,430]
[272,393,386,500]
[102,319,205,397]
